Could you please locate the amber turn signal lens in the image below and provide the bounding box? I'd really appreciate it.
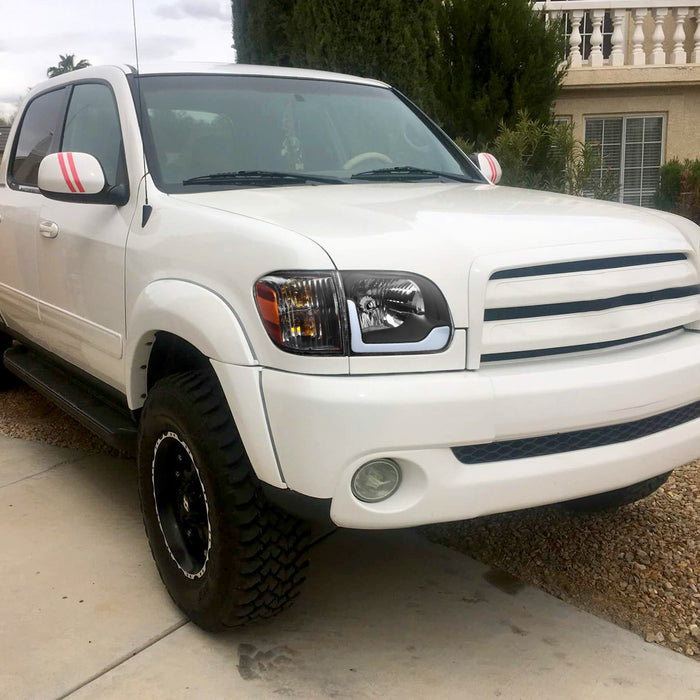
[255,273,345,355]
[255,281,283,344]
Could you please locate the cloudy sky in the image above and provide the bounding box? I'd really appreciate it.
[0,0,234,120]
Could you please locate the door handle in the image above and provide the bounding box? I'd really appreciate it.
[39,220,59,238]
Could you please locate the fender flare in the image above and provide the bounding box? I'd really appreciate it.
[125,279,256,408]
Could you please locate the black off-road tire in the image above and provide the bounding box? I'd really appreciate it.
[137,369,311,631]
[0,332,15,390]
[564,471,671,513]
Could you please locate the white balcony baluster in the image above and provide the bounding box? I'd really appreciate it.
[632,8,648,66]
[611,9,626,66]
[672,7,690,63]
[534,2,700,68]
[652,7,669,64]
[569,10,584,68]
[589,9,606,66]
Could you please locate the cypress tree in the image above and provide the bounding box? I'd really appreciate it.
[435,0,565,146]
[288,0,441,114]
[232,0,296,65]
[231,0,564,144]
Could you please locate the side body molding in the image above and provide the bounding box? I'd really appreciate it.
[126,279,257,408]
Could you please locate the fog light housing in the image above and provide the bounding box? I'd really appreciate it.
[351,459,401,503]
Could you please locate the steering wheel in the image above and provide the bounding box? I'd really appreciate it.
[402,121,431,153]
[343,151,393,171]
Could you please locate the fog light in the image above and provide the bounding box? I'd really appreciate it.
[351,459,401,503]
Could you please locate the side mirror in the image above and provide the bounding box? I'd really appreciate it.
[471,152,502,185]
[38,152,128,205]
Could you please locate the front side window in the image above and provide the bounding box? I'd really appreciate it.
[585,115,664,207]
[62,83,124,186]
[137,75,480,192]
[10,88,66,188]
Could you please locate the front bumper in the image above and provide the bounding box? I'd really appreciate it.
[224,330,700,529]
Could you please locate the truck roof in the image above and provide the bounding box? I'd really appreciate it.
[36,62,389,90]
[131,62,389,87]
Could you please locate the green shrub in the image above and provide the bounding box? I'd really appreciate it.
[477,112,617,200]
[655,159,700,224]
[655,159,684,212]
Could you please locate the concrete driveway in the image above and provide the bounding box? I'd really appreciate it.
[1,435,699,700]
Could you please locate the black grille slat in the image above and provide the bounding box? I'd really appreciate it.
[481,327,681,362]
[452,398,700,464]
[484,285,700,321]
[490,253,687,280]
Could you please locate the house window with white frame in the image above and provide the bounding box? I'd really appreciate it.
[585,115,665,207]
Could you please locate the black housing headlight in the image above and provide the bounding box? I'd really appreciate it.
[255,271,452,355]
[341,272,452,353]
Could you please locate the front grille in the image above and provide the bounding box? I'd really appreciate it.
[452,398,700,464]
[478,252,700,364]
[480,327,680,363]
[489,253,686,279]
[484,285,700,322]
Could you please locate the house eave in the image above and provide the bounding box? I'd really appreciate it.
[562,65,700,90]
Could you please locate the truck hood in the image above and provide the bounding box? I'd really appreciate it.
[173,182,693,262]
[173,183,697,325]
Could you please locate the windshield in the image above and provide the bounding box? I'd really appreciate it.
[136,75,482,192]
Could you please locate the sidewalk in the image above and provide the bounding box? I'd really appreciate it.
[1,435,699,699]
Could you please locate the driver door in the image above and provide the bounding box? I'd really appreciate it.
[36,81,138,390]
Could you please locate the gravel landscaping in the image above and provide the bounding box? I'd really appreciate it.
[2,382,699,658]
[0,383,122,456]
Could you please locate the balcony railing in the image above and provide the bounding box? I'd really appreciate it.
[533,1,700,68]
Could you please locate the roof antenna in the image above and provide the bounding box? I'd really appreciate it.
[132,0,152,226]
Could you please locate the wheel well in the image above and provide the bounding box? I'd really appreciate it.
[147,332,212,391]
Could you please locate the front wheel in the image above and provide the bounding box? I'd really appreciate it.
[563,471,671,513]
[137,370,311,631]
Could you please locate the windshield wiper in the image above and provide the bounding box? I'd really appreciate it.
[350,166,475,183]
[183,170,343,186]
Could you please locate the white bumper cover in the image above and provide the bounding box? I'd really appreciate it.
[236,331,700,529]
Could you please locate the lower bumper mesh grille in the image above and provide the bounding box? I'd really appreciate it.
[452,399,700,464]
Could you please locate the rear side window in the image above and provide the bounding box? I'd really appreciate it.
[62,83,124,186]
[10,88,66,188]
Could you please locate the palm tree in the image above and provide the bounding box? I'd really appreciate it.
[46,54,91,78]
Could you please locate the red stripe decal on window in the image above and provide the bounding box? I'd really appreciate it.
[66,152,85,193]
[57,153,76,193]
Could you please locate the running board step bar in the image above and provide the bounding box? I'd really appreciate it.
[3,346,137,455]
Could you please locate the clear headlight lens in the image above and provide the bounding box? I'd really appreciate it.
[255,271,452,355]
[342,272,452,353]
[352,277,424,333]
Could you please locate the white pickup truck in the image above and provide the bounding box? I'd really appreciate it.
[2,63,700,631]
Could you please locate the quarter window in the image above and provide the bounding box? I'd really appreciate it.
[585,115,664,207]
[10,88,66,188]
[61,83,124,186]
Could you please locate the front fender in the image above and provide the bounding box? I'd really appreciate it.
[125,279,256,408]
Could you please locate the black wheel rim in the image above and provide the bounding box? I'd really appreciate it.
[152,431,211,579]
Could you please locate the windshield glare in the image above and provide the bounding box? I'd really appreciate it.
[137,75,479,191]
